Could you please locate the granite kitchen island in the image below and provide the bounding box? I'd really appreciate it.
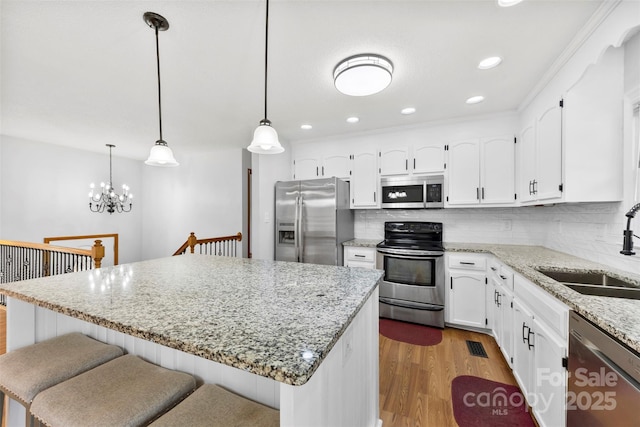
[1,255,383,427]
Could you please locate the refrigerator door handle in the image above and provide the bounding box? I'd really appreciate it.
[298,195,304,263]
[294,195,300,262]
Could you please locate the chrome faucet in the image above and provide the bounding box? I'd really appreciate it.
[621,203,640,255]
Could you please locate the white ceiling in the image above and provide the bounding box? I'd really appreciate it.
[0,0,606,161]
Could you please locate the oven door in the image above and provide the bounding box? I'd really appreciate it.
[376,249,445,306]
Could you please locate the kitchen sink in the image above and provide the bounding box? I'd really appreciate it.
[536,269,640,300]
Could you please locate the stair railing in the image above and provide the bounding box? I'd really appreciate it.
[173,232,242,257]
[43,233,118,266]
[0,239,105,305]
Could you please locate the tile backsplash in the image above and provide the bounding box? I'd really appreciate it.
[355,202,640,275]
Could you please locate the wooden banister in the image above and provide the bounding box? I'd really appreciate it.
[44,233,118,266]
[173,232,243,257]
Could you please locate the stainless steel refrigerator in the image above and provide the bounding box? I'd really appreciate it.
[275,177,354,266]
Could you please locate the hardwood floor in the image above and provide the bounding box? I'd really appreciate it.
[380,326,523,427]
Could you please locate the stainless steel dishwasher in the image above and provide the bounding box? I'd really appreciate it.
[568,311,640,426]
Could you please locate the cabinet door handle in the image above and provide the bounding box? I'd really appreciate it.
[527,330,535,350]
[460,261,475,265]
[413,158,416,169]
[496,293,502,307]
[529,180,533,195]
[322,166,325,176]
[450,277,453,290]
[373,192,376,202]
[500,274,507,280]
[490,267,497,272]
[481,187,485,200]
[522,322,529,344]
[494,290,498,304]
[476,187,480,200]
[533,180,538,195]
[406,159,408,170]
[316,166,319,176]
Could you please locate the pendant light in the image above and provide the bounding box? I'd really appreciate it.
[143,12,179,167]
[247,0,284,154]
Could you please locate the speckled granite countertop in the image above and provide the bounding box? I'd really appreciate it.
[343,239,382,248]
[446,243,640,354]
[0,255,382,386]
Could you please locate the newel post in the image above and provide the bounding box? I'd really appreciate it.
[187,232,198,254]
[91,240,105,268]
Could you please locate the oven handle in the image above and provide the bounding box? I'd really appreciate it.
[380,297,444,312]
[376,248,444,258]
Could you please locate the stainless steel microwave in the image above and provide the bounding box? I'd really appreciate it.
[380,175,444,209]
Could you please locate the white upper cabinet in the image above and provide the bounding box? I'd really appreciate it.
[447,139,480,205]
[379,147,409,176]
[292,144,351,180]
[412,141,447,175]
[379,141,446,176]
[518,124,537,203]
[481,135,516,204]
[536,102,563,201]
[562,45,624,203]
[518,100,563,204]
[447,136,516,206]
[293,155,321,180]
[350,149,379,208]
[322,153,351,180]
[519,45,624,205]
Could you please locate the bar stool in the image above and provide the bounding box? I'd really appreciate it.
[30,354,196,427]
[149,383,280,427]
[0,332,123,427]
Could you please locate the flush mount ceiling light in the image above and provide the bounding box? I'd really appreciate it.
[300,124,313,130]
[333,54,393,97]
[247,0,284,154]
[143,12,179,167]
[478,56,502,69]
[401,107,416,115]
[466,95,485,105]
[498,0,523,7]
[346,117,360,123]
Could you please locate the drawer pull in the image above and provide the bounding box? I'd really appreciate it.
[500,275,507,280]
[354,254,366,258]
[460,261,475,265]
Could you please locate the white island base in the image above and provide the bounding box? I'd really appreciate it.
[5,288,379,427]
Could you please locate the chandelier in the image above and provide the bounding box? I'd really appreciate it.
[89,144,133,214]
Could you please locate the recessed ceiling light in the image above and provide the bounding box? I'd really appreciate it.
[478,56,502,69]
[401,107,416,115]
[346,117,360,123]
[300,124,313,130]
[333,54,393,97]
[498,0,523,7]
[466,95,485,105]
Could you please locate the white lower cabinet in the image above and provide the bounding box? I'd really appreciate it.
[512,273,569,427]
[512,298,535,396]
[446,253,487,329]
[449,270,486,328]
[531,318,567,427]
[343,246,377,269]
[493,278,514,367]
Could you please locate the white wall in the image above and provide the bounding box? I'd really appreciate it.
[250,145,291,260]
[140,147,244,260]
[0,135,144,263]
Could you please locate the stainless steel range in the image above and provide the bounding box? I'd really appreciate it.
[376,221,445,328]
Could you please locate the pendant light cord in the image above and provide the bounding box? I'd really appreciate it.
[263,0,269,121]
[108,144,114,187]
[155,25,163,141]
